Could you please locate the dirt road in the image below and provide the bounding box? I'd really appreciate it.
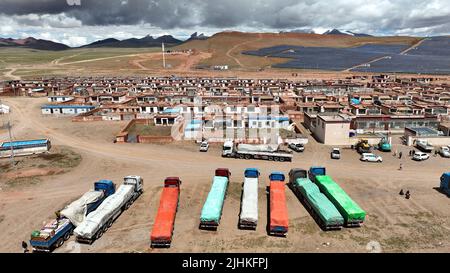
[0,97,449,253]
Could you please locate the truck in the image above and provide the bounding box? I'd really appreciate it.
[440,173,450,197]
[222,141,293,162]
[29,180,116,252]
[74,176,144,244]
[150,177,182,248]
[0,139,51,158]
[199,168,231,230]
[268,172,289,236]
[239,168,260,230]
[309,167,366,227]
[416,139,434,153]
[288,169,344,230]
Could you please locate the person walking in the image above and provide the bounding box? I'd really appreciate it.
[399,163,403,171]
[399,152,403,159]
[21,241,29,253]
[405,190,411,199]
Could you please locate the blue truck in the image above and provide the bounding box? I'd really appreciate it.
[440,173,450,197]
[29,180,116,252]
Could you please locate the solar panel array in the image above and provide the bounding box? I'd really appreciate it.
[243,37,450,74]
[352,37,450,74]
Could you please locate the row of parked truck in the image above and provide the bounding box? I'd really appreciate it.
[30,176,144,252]
[31,169,448,251]
[196,167,366,238]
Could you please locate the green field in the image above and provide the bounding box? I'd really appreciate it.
[0,47,158,65]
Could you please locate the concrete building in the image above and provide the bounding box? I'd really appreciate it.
[307,113,352,145]
[41,105,95,115]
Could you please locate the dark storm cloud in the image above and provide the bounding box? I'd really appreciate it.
[0,0,449,34]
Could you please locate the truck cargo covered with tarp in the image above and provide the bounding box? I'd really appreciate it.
[269,173,289,235]
[74,184,134,238]
[293,178,344,228]
[237,144,279,153]
[151,186,180,244]
[314,175,366,226]
[60,190,104,227]
[239,169,259,228]
[200,176,229,225]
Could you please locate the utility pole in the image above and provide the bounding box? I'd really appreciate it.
[162,43,166,69]
[7,113,15,166]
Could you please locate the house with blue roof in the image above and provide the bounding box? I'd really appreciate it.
[41,105,96,115]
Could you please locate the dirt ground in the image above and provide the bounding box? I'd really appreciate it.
[0,97,449,253]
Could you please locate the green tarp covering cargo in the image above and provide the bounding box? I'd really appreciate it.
[293,178,344,228]
[200,176,229,225]
[314,175,366,225]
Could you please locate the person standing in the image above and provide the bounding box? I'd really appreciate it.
[22,241,29,253]
[399,151,403,159]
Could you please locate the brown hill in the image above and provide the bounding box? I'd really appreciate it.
[174,31,421,70]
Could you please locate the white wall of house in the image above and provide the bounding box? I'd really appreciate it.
[312,118,351,145]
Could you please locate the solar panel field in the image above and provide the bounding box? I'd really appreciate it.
[243,37,450,74]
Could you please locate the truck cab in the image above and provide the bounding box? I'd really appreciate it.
[269,172,286,182]
[244,168,260,178]
[308,166,326,182]
[124,175,144,193]
[288,168,308,184]
[222,141,234,157]
[216,168,231,179]
[164,177,182,187]
[94,180,116,197]
[440,173,450,196]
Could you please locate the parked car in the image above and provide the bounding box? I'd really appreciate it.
[438,146,450,158]
[331,148,341,160]
[360,153,383,163]
[413,151,430,161]
[199,141,209,152]
[288,143,305,153]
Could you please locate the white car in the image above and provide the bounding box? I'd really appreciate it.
[331,148,341,160]
[360,153,383,163]
[439,146,450,158]
[199,141,209,152]
[413,152,430,161]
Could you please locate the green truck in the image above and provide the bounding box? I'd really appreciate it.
[309,167,366,227]
[199,168,231,230]
[289,169,344,230]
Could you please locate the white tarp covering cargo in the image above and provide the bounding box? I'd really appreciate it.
[60,190,104,227]
[74,184,134,239]
[237,144,279,153]
[240,177,258,224]
[0,104,10,114]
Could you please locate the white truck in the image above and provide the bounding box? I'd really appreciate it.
[222,141,293,162]
[239,168,260,230]
[74,176,144,244]
[416,139,434,153]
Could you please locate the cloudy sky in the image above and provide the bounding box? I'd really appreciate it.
[0,0,449,47]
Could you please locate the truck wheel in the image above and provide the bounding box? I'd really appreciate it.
[63,231,71,241]
[274,157,280,161]
[268,156,274,161]
[280,157,285,162]
[125,201,132,210]
[239,154,245,159]
[56,238,64,248]
[96,229,104,240]
[245,155,251,160]
[107,219,114,228]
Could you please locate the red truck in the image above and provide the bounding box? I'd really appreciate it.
[268,172,289,237]
[150,177,182,248]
